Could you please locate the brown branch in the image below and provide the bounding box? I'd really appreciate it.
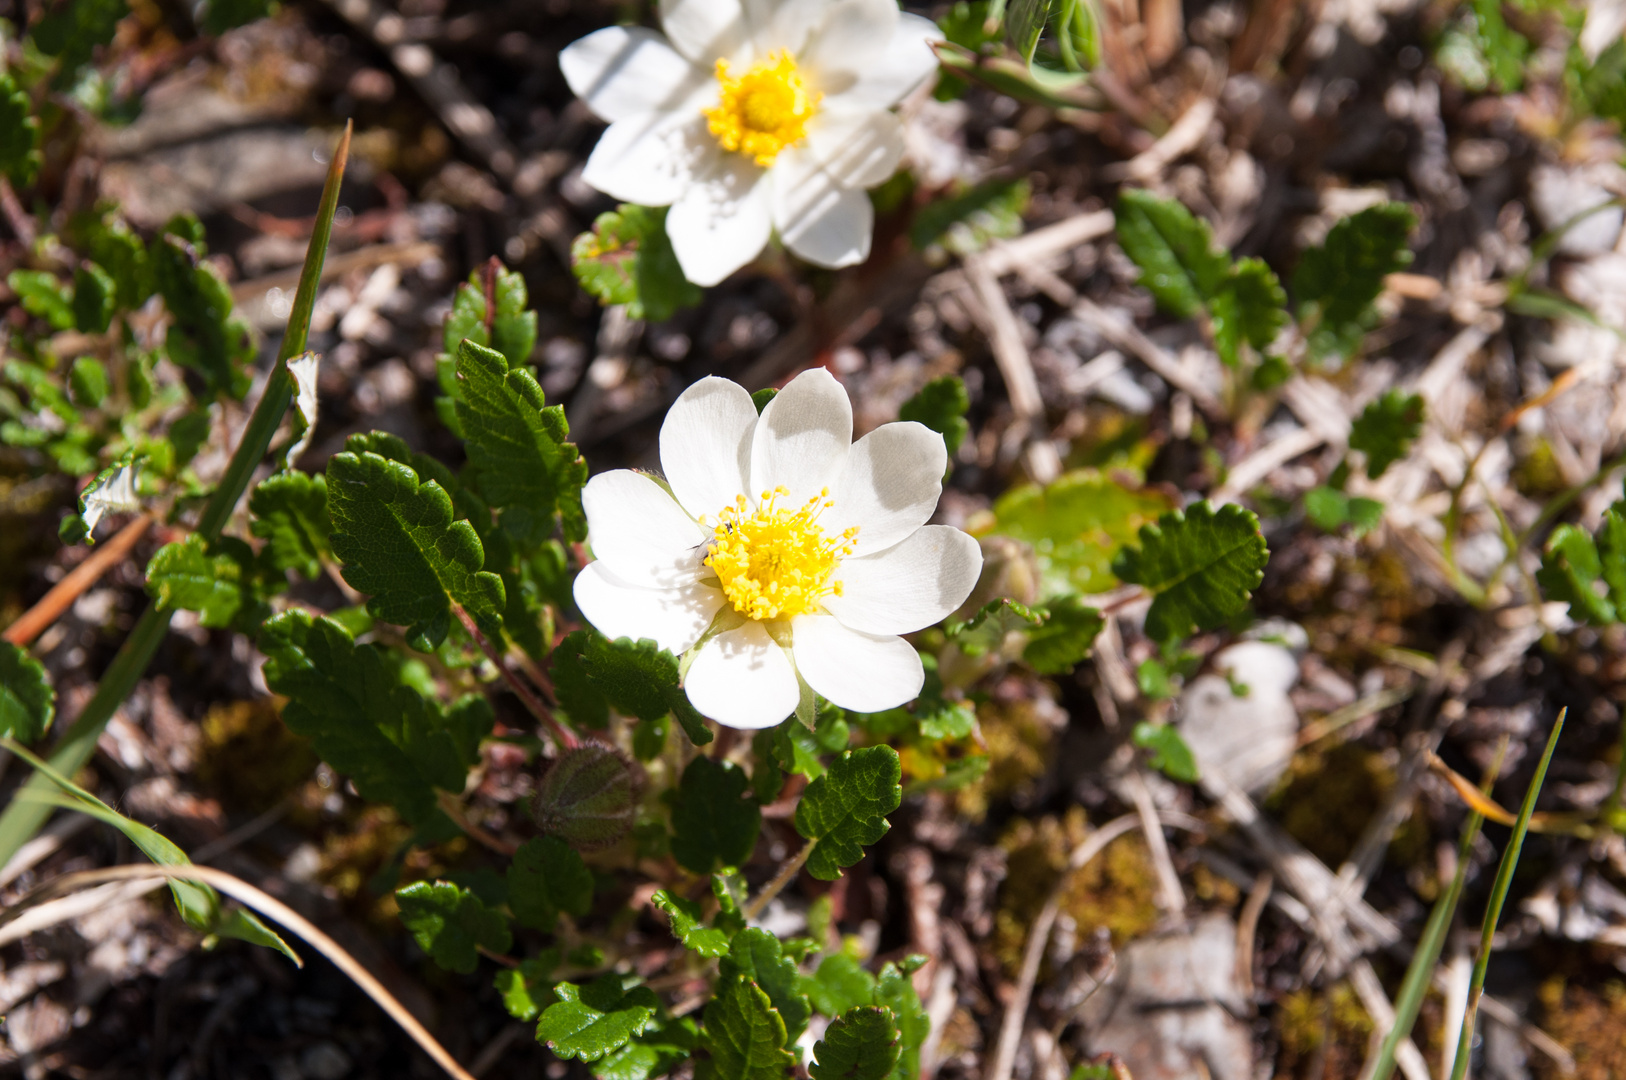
[3,515,152,647]
[450,604,579,751]
[437,791,519,856]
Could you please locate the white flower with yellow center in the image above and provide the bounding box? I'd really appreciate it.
[573,369,982,730]
[559,0,943,287]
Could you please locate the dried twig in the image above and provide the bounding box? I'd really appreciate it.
[963,255,1062,483]
[1070,298,1226,419]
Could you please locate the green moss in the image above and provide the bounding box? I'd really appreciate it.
[1268,743,1427,870]
[954,696,1056,821]
[1275,981,1372,1078]
[1537,977,1626,1080]
[194,698,319,812]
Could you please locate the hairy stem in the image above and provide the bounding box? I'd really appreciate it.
[743,838,815,920]
[451,604,579,752]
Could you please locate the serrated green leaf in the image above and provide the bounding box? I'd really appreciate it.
[495,950,561,1022]
[31,0,129,77]
[507,835,593,930]
[1112,501,1268,645]
[260,610,472,824]
[9,270,75,330]
[911,179,1030,256]
[72,262,115,334]
[598,1019,700,1080]
[804,954,876,1016]
[1023,594,1104,674]
[898,376,970,458]
[531,741,642,850]
[145,534,258,629]
[395,879,512,974]
[571,204,703,322]
[946,598,1041,658]
[1538,508,1626,625]
[539,976,660,1061]
[989,468,1177,597]
[1293,204,1415,359]
[811,1007,899,1080]
[0,73,41,186]
[249,470,331,579]
[68,355,109,407]
[1132,721,1199,782]
[795,746,901,881]
[1115,189,1232,319]
[552,630,712,744]
[652,889,733,958]
[455,339,587,544]
[490,262,539,365]
[85,216,152,310]
[1349,389,1424,479]
[873,962,928,1080]
[0,642,55,742]
[1210,257,1287,367]
[697,975,797,1080]
[326,449,505,650]
[152,231,255,399]
[670,756,761,875]
[723,928,812,1046]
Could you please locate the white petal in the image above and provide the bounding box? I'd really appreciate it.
[573,561,724,655]
[685,621,800,729]
[561,26,708,122]
[581,469,708,588]
[661,0,753,65]
[800,0,899,97]
[660,376,759,520]
[801,109,904,189]
[582,111,716,207]
[824,421,945,557]
[749,367,852,507]
[824,525,982,635]
[743,0,824,54]
[791,614,923,713]
[772,163,873,269]
[665,156,772,287]
[823,13,944,109]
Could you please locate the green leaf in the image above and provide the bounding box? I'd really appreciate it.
[507,835,593,930]
[917,697,975,740]
[1004,0,1051,61]
[531,742,642,850]
[202,0,275,35]
[66,450,143,544]
[9,270,75,330]
[68,356,109,407]
[455,340,587,545]
[1210,257,1287,367]
[1293,204,1415,358]
[145,534,258,630]
[1538,508,1626,625]
[0,643,55,742]
[1132,721,1199,782]
[988,468,1176,596]
[30,0,128,78]
[152,231,255,399]
[552,630,712,745]
[249,470,331,580]
[1023,595,1104,674]
[911,179,1030,257]
[670,756,761,875]
[1111,501,1269,646]
[898,376,970,458]
[795,746,902,881]
[72,263,115,335]
[395,879,512,974]
[811,1007,899,1080]
[539,976,660,1061]
[85,216,153,310]
[260,610,474,824]
[751,388,778,413]
[723,928,812,1045]
[491,263,539,367]
[1349,389,1424,479]
[946,598,1042,658]
[495,950,561,1022]
[652,889,732,958]
[1470,0,1528,92]
[598,1019,700,1080]
[873,961,928,1080]
[1305,486,1384,536]
[1114,189,1232,319]
[571,204,703,322]
[0,73,41,186]
[697,975,797,1080]
[325,448,505,650]
[804,954,876,1016]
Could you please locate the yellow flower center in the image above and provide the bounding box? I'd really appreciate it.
[703,50,820,167]
[705,487,857,621]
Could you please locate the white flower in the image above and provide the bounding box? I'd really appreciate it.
[560,0,943,287]
[573,369,982,730]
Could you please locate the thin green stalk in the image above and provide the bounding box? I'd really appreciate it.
[0,123,353,868]
[1368,738,1506,1080]
[1448,708,1566,1080]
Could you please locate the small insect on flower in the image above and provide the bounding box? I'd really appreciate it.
[559,0,944,287]
[574,370,982,730]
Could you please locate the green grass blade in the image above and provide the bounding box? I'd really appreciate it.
[1448,708,1566,1080]
[0,124,352,868]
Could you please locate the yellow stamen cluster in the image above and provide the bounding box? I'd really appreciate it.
[703,50,820,166]
[705,487,857,621]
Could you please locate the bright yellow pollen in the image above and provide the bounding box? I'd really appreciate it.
[704,486,857,621]
[703,50,820,167]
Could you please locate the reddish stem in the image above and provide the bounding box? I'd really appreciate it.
[451,604,579,752]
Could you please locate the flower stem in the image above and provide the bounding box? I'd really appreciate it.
[436,791,518,856]
[450,604,579,752]
[743,838,814,920]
